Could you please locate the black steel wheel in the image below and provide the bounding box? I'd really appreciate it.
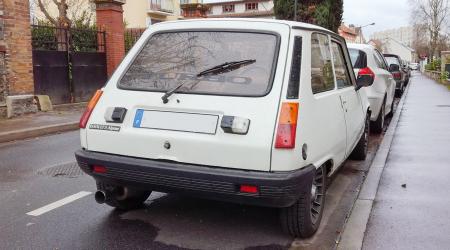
[280,165,327,238]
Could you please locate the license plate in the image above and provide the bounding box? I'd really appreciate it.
[133,109,219,134]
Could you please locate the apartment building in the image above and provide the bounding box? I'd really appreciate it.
[206,0,274,18]
[370,26,414,47]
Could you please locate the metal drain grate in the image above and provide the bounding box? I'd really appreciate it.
[38,162,84,178]
[436,105,450,107]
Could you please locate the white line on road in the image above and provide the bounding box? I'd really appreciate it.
[26,191,92,217]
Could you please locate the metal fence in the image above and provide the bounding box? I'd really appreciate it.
[31,25,107,104]
[125,28,146,53]
[31,25,106,52]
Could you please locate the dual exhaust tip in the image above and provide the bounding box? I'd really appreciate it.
[94,186,129,204]
[94,190,109,204]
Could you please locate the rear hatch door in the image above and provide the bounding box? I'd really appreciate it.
[85,22,290,171]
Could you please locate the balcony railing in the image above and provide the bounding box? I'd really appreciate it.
[148,0,174,14]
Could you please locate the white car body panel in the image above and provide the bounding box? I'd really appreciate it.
[81,19,369,174]
[348,44,396,121]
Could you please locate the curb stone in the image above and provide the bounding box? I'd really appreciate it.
[335,82,411,250]
[0,122,79,143]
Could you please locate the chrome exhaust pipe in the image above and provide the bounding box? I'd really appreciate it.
[94,190,108,204]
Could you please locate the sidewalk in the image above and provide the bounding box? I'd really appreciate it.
[0,103,85,143]
[339,73,450,249]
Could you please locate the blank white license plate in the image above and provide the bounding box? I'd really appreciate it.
[133,109,219,134]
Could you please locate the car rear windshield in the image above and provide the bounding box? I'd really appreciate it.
[118,31,279,97]
[349,49,367,69]
[385,56,400,66]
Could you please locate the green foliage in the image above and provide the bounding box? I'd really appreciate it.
[273,0,343,32]
[425,59,442,71]
[32,16,99,52]
[441,71,449,80]
[32,20,58,50]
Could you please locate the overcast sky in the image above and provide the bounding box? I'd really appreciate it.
[343,0,410,38]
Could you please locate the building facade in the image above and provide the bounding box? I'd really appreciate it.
[180,0,209,19]
[124,0,182,27]
[206,0,274,18]
[370,26,414,48]
[380,37,416,63]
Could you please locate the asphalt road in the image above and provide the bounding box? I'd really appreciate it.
[0,102,396,249]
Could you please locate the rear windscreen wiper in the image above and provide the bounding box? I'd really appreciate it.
[197,59,256,77]
[161,59,255,103]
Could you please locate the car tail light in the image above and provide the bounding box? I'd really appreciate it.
[240,185,258,194]
[275,102,299,149]
[92,165,107,174]
[358,67,375,79]
[392,72,401,80]
[79,90,103,128]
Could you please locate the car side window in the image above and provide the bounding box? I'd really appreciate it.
[373,53,385,69]
[311,33,335,94]
[331,41,353,89]
[374,50,388,70]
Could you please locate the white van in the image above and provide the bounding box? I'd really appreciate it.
[76,19,372,238]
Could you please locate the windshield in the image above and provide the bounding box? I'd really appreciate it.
[119,31,278,96]
[385,56,400,66]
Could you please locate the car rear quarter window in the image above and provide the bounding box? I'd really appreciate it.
[287,36,302,99]
[349,48,367,69]
[118,31,279,97]
[311,33,335,94]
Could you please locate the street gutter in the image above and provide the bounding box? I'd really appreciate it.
[336,83,411,250]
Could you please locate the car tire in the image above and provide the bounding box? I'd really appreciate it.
[395,83,404,97]
[280,165,326,238]
[350,114,370,161]
[371,99,385,134]
[96,182,151,210]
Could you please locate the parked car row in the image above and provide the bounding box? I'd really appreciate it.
[75,19,404,239]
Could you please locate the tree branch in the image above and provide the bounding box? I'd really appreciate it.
[37,0,57,26]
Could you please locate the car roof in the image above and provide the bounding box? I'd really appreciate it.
[383,53,401,58]
[153,18,333,34]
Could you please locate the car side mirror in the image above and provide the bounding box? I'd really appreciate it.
[355,68,375,91]
[355,75,374,91]
[389,64,400,72]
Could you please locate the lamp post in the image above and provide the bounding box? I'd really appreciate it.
[356,22,375,44]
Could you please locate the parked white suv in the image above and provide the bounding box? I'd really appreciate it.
[75,19,372,238]
[348,44,396,133]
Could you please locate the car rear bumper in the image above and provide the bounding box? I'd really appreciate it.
[75,149,315,208]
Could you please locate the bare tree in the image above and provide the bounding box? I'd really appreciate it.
[34,0,93,27]
[411,0,450,59]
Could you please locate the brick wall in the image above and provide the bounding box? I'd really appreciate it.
[96,2,125,77]
[0,0,34,100]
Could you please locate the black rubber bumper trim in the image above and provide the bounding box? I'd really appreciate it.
[75,150,315,207]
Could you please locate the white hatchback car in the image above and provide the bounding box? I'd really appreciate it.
[348,44,396,133]
[76,19,372,238]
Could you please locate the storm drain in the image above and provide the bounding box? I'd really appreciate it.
[436,105,450,107]
[38,162,84,178]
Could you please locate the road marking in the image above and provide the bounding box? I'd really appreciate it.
[26,191,92,217]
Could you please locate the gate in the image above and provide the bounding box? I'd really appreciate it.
[31,25,107,104]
